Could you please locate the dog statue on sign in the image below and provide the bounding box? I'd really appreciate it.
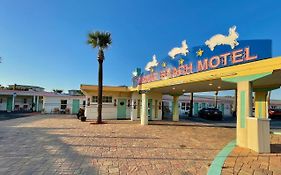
[205,26,239,51]
[145,54,158,72]
[168,40,189,59]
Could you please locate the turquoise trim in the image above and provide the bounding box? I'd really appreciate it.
[207,140,236,175]
[258,101,262,119]
[222,72,272,83]
[240,91,246,128]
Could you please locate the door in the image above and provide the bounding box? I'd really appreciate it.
[148,99,153,120]
[220,104,225,116]
[117,99,126,119]
[72,99,80,114]
[6,97,13,112]
[137,100,141,118]
[154,100,158,119]
[194,102,199,116]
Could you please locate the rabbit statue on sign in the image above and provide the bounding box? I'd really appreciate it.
[205,26,239,51]
[145,55,158,72]
[168,40,189,59]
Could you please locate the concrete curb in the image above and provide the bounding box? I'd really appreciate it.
[207,140,236,175]
[271,131,281,135]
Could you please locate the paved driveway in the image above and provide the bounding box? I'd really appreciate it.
[0,115,235,175]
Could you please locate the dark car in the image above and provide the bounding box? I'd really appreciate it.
[269,109,281,118]
[198,108,223,120]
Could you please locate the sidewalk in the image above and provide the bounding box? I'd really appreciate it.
[222,134,281,175]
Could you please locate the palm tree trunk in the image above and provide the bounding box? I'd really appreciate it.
[97,50,104,124]
[215,91,218,108]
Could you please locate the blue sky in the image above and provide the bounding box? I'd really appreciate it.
[0,0,281,98]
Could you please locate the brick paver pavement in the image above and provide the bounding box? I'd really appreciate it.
[0,114,236,175]
[222,134,281,175]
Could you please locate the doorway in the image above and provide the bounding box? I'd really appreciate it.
[148,99,153,120]
[72,99,80,114]
[117,99,127,119]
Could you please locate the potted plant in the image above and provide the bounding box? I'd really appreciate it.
[81,116,87,122]
[65,108,70,114]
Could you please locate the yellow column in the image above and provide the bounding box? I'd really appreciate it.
[172,96,179,121]
[247,91,270,153]
[254,91,268,119]
[141,93,148,125]
[236,81,253,148]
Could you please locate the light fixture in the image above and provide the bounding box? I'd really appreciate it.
[182,89,186,92]
[218,86,221,89]
[172,87,176,90]
[209,83,213,86]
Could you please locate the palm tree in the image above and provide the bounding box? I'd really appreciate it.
[87,31,112,124]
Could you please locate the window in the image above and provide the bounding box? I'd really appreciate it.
[92,96,113,103]
[92,96,98,103]
[181,102,186,110]
[23,98,27,104]
[185,103,190,111]
[60,100,67,110]
[103,96,112,103]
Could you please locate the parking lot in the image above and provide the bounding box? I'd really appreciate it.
[0,114,280,175]
[0,114,236,175]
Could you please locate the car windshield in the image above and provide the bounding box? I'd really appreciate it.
[271,109,281,112]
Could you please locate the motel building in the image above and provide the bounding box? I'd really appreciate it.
[0,88,85,114]
[81,26,281,153]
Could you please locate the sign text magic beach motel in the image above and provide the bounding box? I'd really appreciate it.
[136,39,272,85]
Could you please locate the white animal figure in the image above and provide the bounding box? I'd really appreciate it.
[132,70,138,77]
[168,40,189,59]
[145,54,158,72]
[205,26,239,51]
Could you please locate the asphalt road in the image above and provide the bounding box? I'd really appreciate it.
[0,112,39,121]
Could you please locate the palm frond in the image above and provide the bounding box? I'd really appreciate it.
[87,31,112,49]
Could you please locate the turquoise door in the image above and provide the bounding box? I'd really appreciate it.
[117,99,126,119]
[6,97,12,112]
[194,102,199,115]
[148,99,152,120]
[72,99,80,114]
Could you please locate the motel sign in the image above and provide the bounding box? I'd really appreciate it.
[135,39,272,85]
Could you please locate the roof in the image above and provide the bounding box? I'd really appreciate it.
[80,84,130,92]
[0,89,84,97]
[7,84,44,89]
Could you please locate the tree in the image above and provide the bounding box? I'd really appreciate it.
[87,31,112,124]
[53,89,63,94]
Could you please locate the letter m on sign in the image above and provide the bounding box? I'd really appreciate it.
[197,59,208,72]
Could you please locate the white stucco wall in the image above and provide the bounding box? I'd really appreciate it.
[130,92,162,121]
[0,97,7,111]
[83,90,132,120]
[85,101,132,120]
[43,96,85,114]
